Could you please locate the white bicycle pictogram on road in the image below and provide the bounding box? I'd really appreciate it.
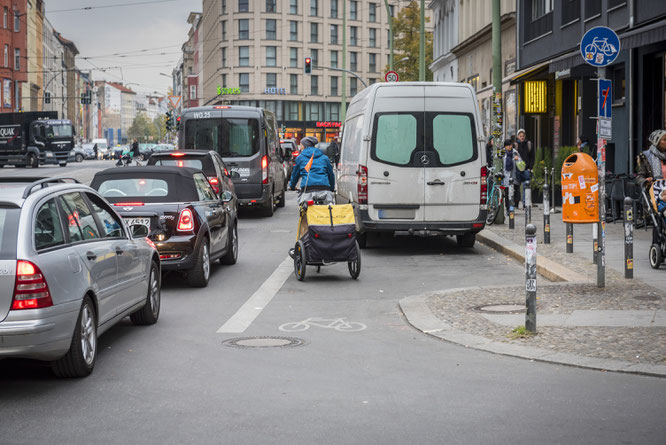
[279,317,367,332]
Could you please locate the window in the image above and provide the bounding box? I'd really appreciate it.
[350,52,358,72]
[531,0,553,20]
[310,0,318,16]
[3,45,7,67]
[290,21,298,41]
[97,179,169,198]
[239,46,249,66]
[266,0,276,13]
[290,47,298,67]
[266,46,277,66]
[267,73,277,88]
[239,73,250,92]
[311,75,319,95]
[290,0,298,14]
[34,199,65,250]
[307,102,321,120]
[584,0,601,18]
[194,173,218,201]
[310,23,319,43]
[330,0,338,18]
[290,74,298,95]
[430,114,475,166]
[350,1,358,20]
[350,26,358,46]
[330,50,338,68]
[87,195,123,239]
[222,0,227,13]
[221,47,227,66]
[287,102,299,120]
[369,3,377,22]
[238,0,249,12]
[369,78,377,85]
[3,7,6,28]
[561,0,580,25]
[266,19,276,39]
[369,53,377,73]
[611,64,626,104]
[369,28,377,47]
[372,113,418,165]
[184,118,259,156]
[330,24,338,44]
[13,10,19,32]
[222,73,227,87]
[331,76,338,96]
[311,49,319,67]
[14,49,19,70]
[221,20,227,40]
[190,85,197,100]
[329,103,340,121]
[59,193,100,242]
[238,19,249,39]
[350,77,358,96]
[389,5,394,16]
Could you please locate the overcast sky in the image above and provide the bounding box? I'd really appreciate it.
[48,0,195,96]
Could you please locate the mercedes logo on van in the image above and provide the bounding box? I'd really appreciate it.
[420,154,430,165]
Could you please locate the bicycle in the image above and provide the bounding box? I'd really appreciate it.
[486,167,505,225]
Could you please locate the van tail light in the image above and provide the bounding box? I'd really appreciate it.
[12,260,53,310]
[357,165,368,204]
[208,176,220,194]
[480,166,488,206]
[261,155,268,184]
[177,208,194,232]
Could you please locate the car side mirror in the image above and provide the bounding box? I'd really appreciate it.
[130,224,149,238]
[221,190,233,203]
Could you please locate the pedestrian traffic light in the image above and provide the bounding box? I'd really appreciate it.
[304,57,312,74]
[44,92,51,104]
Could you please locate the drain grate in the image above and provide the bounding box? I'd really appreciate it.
[633,295,662,302]
[222,336,306,349]
[471,304,525,314]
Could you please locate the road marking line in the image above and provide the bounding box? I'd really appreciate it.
[216,256,292,334]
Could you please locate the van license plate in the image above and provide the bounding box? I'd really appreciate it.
[124,218,150,230]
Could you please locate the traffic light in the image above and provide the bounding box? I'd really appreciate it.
[165,111,172,131]
[304,57,312,74]
[44,92,51,104]
[80,93,86,105]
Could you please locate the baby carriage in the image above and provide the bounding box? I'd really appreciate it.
[290,197,361,281]
[642,179,666,268]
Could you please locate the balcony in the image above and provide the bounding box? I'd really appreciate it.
[525,11,553,42]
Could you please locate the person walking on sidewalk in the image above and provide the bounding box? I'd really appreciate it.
[515,129,534,207]
[636,129,666,186]
[503,139,522,213]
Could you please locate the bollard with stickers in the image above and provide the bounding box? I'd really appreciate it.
[543,181,550,244]
[624,197,634,279]
[525,224,537,333]
[525,181,532,228]
[509,177,515,230]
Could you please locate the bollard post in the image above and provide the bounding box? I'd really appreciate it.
[525,224,537,333]
[592,223,598,264]
[566,222,574,253]
[524,181,532,227]
[509,176,515,230]
[624,197,634,279]
[550,167,557,214]
[543,182,550,244]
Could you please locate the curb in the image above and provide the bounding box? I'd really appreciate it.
[477,229,589,283]
[399,291,666,378]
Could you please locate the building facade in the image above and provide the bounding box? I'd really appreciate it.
[430,0,458,83]
[0,0,27,112]
[515,0,666,175]
[42,18,65,116]
[55,32,78,123]
[25,0,43,111]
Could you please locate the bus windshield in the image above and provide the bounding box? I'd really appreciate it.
[184,117,260,157]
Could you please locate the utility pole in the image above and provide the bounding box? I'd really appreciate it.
[341,0,347,121]
[491,0,503,167]
[384,0,394,71]
[419,0,425,81]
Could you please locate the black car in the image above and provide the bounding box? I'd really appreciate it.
[90,166,238,287]
[146,150,238,203]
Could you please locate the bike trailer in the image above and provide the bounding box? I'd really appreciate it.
[299,204,358,263]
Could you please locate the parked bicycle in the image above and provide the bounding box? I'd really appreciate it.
[486,167,505,225]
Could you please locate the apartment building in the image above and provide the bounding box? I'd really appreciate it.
[0,0,27,112]
[199,0,424,141]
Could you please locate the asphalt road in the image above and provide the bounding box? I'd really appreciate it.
[1,161,665,444]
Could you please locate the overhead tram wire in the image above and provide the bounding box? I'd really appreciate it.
[48,0,179,14]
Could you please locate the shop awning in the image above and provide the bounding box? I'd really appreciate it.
[504,60,551,85]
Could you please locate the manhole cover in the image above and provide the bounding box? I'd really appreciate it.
[222,336,306,349]
[472,304,525,314]
[634,295,662,302]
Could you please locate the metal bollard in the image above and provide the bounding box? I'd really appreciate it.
[524,181,532,227]
[509,177,515,230]
[543,182,550,244]
[550,167,557,214]
[566,223,574,253]
[624,197,634,279]
[592,223,598,264]
[525,224,537,333]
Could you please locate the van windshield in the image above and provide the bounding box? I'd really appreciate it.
[184,118,260,157]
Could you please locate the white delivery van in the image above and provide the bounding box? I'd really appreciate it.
[336,82,487,248]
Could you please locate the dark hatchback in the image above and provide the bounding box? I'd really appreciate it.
[90,166,238,287]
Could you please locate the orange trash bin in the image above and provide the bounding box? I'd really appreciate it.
[561,152,599,223]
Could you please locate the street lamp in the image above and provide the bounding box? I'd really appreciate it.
[383,0,394,71]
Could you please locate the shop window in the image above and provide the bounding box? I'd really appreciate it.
[467,74,479,92]
[524,80,548,113]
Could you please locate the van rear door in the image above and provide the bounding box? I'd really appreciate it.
[423,86,481,222]
[366,85,426,222]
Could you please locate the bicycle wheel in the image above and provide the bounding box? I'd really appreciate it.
[486,188,500,225]
[294,240,307,281]
[348,241,361,279]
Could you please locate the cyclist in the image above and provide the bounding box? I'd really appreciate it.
[289,136,335,204]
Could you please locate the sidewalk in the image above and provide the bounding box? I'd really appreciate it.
[399,205,666,377]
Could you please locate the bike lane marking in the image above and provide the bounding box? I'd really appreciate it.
[279,318,367,332]
[216,256,293,334]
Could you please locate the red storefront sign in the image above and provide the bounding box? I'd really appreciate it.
[316,121,342,128]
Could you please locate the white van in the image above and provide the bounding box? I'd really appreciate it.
[336,82,487,248]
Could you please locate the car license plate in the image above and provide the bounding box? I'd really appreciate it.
[124,218,150,231]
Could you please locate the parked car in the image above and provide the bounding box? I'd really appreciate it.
[146,150,238,200]
[0,177,161,377]
[91,166,239,287]
[152,143,175,153]
[81,143,97,159]
[178,105,287,216]
[91,138,110,159]
[336,82,487,248]
[138,143,156,160]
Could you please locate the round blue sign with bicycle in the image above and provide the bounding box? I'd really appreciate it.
[580,26,621,67]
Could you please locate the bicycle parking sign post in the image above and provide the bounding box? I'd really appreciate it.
[581,26,619,288]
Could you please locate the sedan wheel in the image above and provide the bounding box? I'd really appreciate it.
[51,297,97,378]
[130,261,161,325]
[187,239,211,287]
[220,224,238,265]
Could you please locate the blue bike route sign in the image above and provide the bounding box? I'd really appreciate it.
[598,79,612,119]
[580,26,621,67]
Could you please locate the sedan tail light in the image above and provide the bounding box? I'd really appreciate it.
[177,208,194,232]
[12,260,53,310]
[261,155,268,184]
[357,165,368,204]
[208,176,220,194]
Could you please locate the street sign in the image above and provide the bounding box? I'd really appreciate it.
[385,71,399,82]
[599,118,612,138]
[168,95,182,109]
[580,26,620,67]
[598,79,612,119]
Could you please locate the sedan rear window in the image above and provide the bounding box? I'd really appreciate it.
[0,207,19,259]
[98,179,169,198]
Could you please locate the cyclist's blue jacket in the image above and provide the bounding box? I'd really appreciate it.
[289,146,335,190]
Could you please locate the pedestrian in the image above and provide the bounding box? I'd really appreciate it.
[326,137,340,167]
[514,129,534,207]
[485,136,494,168]
[289,136,336,204]
[636,129,666,186]
[503,138,522,212]
[130,138,140,160]
[93,143,98,159]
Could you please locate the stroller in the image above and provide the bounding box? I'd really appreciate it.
[642,179,666,268]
